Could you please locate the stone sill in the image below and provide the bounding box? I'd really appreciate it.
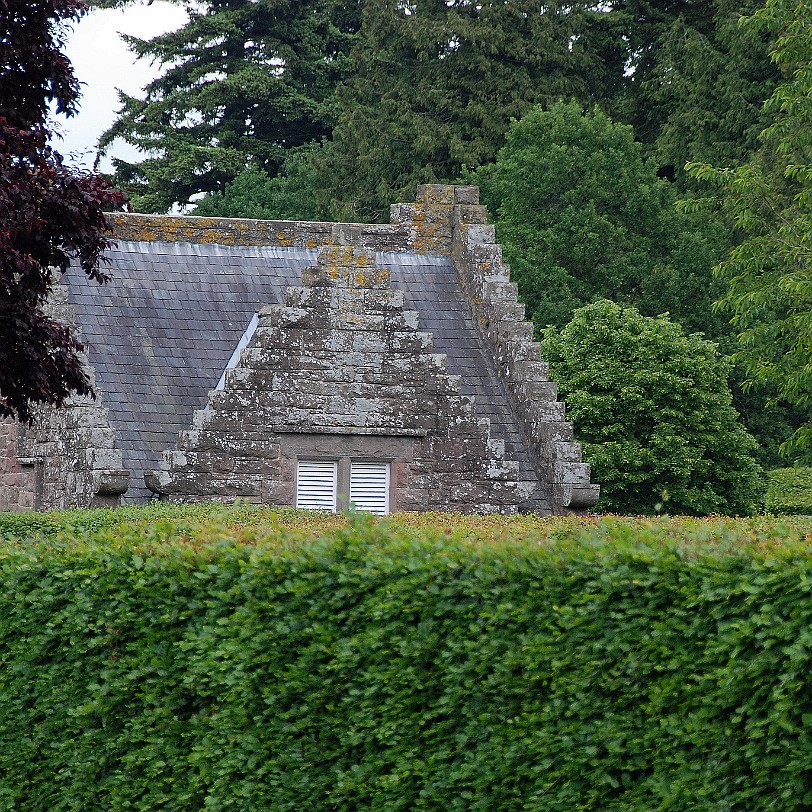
[274,426,428,438]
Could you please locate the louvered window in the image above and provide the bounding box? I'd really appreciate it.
[296,460,337,512]
[349,461,390,516]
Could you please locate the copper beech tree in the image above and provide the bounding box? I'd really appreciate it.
[0,0,126,424]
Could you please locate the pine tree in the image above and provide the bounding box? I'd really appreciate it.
[319,0,629,222]
[620,0,780,183]
[99,0,360,212]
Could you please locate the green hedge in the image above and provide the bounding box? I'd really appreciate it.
[2,515,812,810]
[767,467,812,515]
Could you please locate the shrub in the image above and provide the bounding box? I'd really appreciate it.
[541,299,765,515]
[767,467,812,515]
[1,514,812,810]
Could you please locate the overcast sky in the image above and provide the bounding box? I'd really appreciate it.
[52,1,187,172]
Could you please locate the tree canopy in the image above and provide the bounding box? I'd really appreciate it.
[318,0,628,221]
[97,0,360,212]
[100,0,782,219]
[685,0,812,461]
[541,300,765,516]
[470,102,728,334]
[621,0,780,184]
[192,146,323,221]
[0,0,125,424]
[80,0,810,472]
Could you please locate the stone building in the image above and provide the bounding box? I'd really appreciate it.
[0,184,598,515]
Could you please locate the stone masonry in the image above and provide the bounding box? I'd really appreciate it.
[3,281,129,511]
[0,183,598,514]
[0,421,38,512]
[146,244,524,513]
[326,183,600,513]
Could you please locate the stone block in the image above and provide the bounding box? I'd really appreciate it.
[530,402,566,425]
[484,279,519,303]
[462,223,496,247]
[517,380,558,403]
[93,470,130,496]
[453,185,480,205]
[553,441,583,463]
[453,204,487,224]
[417,184,455,206]
[552,461,592,486]
[510,358,550,381]
[388,331,432,352]
[260,306,310,328]
[364,289,405,312]
[284,287,314,308]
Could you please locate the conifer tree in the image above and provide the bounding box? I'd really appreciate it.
[620,0,780,183]
[319,0,628,222]
[99,0,360,212]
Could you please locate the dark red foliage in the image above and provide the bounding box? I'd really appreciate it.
[0,0,127,424]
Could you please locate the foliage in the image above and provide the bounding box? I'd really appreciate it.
[471,102,728,334]
[319,0,629,222]
[0,0,126,424]
[621,0,779,185]
[2,512,812,809]
[541,300,765,515]
[767,467,812,515]
[729,371,807,469]
[684,0,812,461]
[192,143,326,221]
[98,0,360,212]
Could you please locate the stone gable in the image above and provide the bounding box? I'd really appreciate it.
[147,244,524,513]
[0,184,598,515]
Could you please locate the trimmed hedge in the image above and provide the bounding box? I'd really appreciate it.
[1,513,812,810]
[767,467,812,515]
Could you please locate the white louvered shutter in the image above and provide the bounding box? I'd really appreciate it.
[349,461,390,516]
[296,460,338,512]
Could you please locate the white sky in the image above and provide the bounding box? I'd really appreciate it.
[50,1,188,172]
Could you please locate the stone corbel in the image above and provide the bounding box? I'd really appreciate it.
[93,470,130,496]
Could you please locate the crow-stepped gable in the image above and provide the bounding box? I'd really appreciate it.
[1,184,599,515]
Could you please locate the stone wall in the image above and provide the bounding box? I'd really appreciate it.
[147,244,524,513]
[1,184,598,514]
[16,396,129,510]
[107,184,462,256]
[0,420,38,512]
[11,281,130,510]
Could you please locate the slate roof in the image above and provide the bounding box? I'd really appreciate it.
[64,240,538,503]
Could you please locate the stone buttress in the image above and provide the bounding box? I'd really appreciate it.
[146,244,524,513]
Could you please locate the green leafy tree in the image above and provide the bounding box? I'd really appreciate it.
[621,0,779,184]
[98,0,360,212]
[192,144,325,220]
[541,300,765,515]
[472,101,727,334]
[320,0,629,222]
[685,0,812,461]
